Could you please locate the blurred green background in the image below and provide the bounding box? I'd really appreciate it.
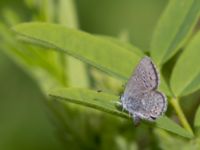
[0,0,168,149]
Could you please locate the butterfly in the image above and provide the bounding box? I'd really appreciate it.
[120,56,167,125]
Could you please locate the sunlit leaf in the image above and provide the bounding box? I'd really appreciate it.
[171,31,200,97]
[12,23,142,80]
[97,35,144,57]
[151,0,200,65]
[49,88,129,119]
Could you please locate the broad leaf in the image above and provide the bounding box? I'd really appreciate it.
[49,88,193,138]
[151,0,200,65]
[171,32,200,97]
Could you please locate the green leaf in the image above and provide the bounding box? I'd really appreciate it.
[97,35,144,57]
[156,129,200,150]
[154,129,198,150]
[49,88,129,119]
[154,129,186,150]
[159,75,173,97]
[194,105,200,127]
[156,116,193,139]
[49,88,193,138]
[12,23,172,95]
[12,23,142,80]
[171,31,200,97]
[13,22,173,96]
[151,0,200,65]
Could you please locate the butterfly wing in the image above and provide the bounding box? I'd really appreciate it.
[124,56,159,96]
[132,91,167,121]
[121,56,167,123]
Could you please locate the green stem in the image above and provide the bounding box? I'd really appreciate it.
[170,98,193,135]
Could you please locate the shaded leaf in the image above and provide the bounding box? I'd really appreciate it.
[151,0,200,65]
[159,75,173,97]
[194,105,200,128]
[154,129,199,150]
[0,23,63,92]
[171,31,200,97]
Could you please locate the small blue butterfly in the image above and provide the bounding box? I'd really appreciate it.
[120,56,167,124]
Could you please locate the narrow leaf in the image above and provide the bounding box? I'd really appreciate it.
[12,23,142,80]
[159,75,173,97]
[12,23,170,95]
[97,35,144,57]
[49,88,193,138]
[171,31,200,97]
[156,116,193,139]
[154,129,195,150]
[151,0,200,65]
[49,88,129,119]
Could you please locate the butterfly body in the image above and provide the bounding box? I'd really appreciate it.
[121,56,167,124]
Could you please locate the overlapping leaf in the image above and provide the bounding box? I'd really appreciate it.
[151,0,200,65]
[171,32,200,97]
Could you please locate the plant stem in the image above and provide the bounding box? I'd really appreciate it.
[170,97,193,135]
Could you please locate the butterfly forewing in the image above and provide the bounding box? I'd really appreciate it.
[124,56,159,95]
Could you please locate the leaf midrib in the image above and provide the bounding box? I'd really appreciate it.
[14,29,130,80]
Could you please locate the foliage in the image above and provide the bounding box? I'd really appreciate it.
[1,0,200,149]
